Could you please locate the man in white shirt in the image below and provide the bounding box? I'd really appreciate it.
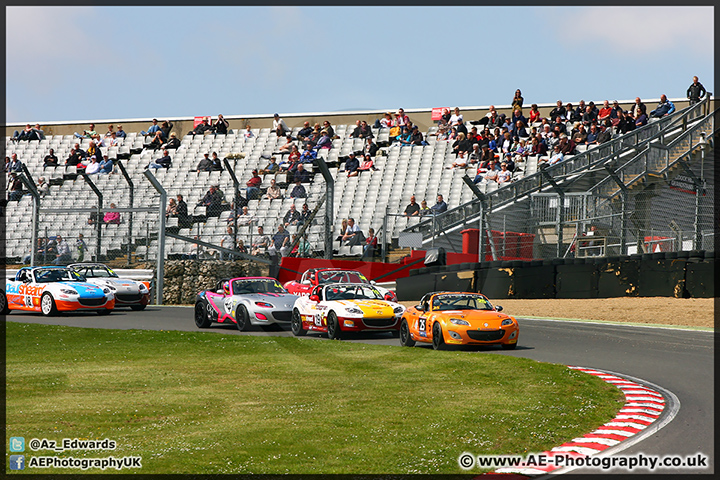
[85,156,101,174]
[272,113,289,136]
[342,217,364,246]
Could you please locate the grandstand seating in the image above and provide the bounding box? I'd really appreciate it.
[4,100,712,263]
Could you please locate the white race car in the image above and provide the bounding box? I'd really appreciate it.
[69,263,151,310]
[291,283,405,339]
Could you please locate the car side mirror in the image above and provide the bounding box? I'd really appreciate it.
[309,294,320,302]
[495,305,503,312]
[415,304,423,311]
[370,280,377,285]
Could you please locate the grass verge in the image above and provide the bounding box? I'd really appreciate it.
[6,322,624,474]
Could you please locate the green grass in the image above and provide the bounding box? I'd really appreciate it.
[6,322,624,474]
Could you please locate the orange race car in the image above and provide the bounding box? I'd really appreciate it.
[399,291,519,350]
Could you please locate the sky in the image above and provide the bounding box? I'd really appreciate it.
[5,5,715,124]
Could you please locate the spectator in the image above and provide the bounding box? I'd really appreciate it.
[99,155,114,175]
[511,108,528,129]
[233,205,255,226]
[219,226,236,260]
[650,95,675,118]
[74,123,97,139]
[449,107,464,127]
[245,170,262,200]
[299,203,312,225]
[293,163,310,183]
[103,203,121,224]
[259,156,279,175]
[597,123,612,144]
[105,131,120,147]
[12,124,34,142]
[529,136,547,157]
[547,144,565,165]
[379,111,394,128]
[312,129,333,151]
[116,124,127,138]
[270,224,291,257]
[104,124,115,137]
[572,125,588,145]
[364,137,379,158]
[140,119,160,137]
[528,103,543,124]
[511,89,524,111]
[394,126,413,147]
[160,121,173,140]
[452,132,470,155]
[345,152,360,177]
[597,100,613,123]
[23,238,46,264]
[75,233,87,262]
[356,154,377,173]
[617,110,636,134]
[336,219,348,242]
[290,180,306,198]
[273,113,290,137]
[430,194,448,215]
[419,200,431,216]
[188,117,213,136]
[483,162,500,183]
[264,178,283,201]
[166,198,178,218]
[586,124,600,145]
[558,134,576,156]
[609,100,623,126]
[632,97,647,118]
[198,185,224,216]
[146,130,165,151]
[362,227,379,259]
[468,143,482,164]
[410,125,426,146]
[298,144,317,164]
[582,105,598,127]
[251,226,270,256]
[283,204,301,226]
[148,149,172,170]
[487,109,502,128]
[236,239,248,255]
[209,152,223,171]
[175,194,190,227]
[395,108,410,127]
[293,233,311,258]
[497,163,512,184]
[341,217,365,246]
[297,121,313,142]
[404,195,420,217]
[687,76,706,104]
[351,120,373,139]
[433,124,450,141]
[85,156,101,174]
[213,114,229,135]
[277,135,296,154]
[9,153,23,172]
[244,125,255,138]
[36,176,50,198]
[450,150,469,169]
[438,107,452,126]
[53,235,72,265]
[43,148,59,167]
[635,109,648,128]
[511,120,528,139]
[548,101,565,122]
[196,153,213,172]
[161,132,181,150]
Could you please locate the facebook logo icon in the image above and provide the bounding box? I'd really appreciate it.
[10,455,25,470]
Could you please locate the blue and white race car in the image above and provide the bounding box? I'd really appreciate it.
[2,266,115,316]
[69,263,150,310]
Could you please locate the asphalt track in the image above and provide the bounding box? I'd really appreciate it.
[6,306,714,475]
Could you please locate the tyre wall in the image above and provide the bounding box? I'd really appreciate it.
[396,251,714,301]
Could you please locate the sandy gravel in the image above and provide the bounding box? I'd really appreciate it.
[400,297,715,329]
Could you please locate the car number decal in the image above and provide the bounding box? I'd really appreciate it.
[224,298,233,314]
[418,317,428,337]
[24,295,33,308]
[314,313,323,326]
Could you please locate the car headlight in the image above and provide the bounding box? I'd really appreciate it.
[345,307,363,315]
[138,283,149,292]
[106,284,117,291]
[254,301,274,308]
[393,306,404,314]
[501,318,514,326]
[450,318,470,326]
[103,287,112,294]
[60,288,78,295]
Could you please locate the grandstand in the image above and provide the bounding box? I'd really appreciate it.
[3,95,715,267]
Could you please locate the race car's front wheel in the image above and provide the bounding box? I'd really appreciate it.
[327,312,342,340]
[399,318,415,347]
[0,292,9,315]
[236,305,251,332]
[291,309,306,336]
[41,292,58,317]
[194,301,211,328]
[432,321,446,350]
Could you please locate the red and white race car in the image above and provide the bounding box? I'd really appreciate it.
[283,268,397,302]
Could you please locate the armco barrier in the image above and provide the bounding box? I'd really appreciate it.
[396,251,712,301]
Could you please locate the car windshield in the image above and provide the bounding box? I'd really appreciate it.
[325,284,382,301]
[73,266,118,278]
[317,270,369,285]
[232,278,286,294]
[34,268,86,283]
[431,294,493,311]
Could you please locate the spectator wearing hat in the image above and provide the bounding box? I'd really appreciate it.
[162,132,181,150]
[245,170,262,200]
[276,135,296,154]
[378,112,394,129]
[410,126,426,146]
[312,129,333,150]
[272,113,290,136]
[85,156,101,175]
[345,152,360,176]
